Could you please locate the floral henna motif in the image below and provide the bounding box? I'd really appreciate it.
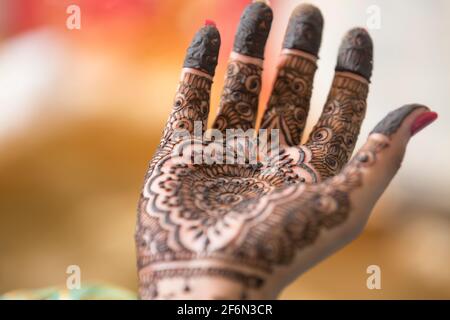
[141,138,318,255]
[260,54,317,146]
[161,73,211,145]
[258,3,322,147]
[136,137,320,298]
[211,1,272,134]
[134,2,401,300]
[146,73,211,180]
[213,60,262,132]
[305,73,369,179]
[136,132,388,298]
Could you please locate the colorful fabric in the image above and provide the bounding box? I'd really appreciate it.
[1,283,137,300]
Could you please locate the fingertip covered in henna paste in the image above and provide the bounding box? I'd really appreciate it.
[370,104,428,136]
[233,1,273,59]
[335,28,373,81]
[282,4,324,56]
[183,24,221,76]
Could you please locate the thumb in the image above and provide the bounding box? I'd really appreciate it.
[332,103,438,230]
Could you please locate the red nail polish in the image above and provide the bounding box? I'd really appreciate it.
[411,111,438,136]
[204,19,216,27]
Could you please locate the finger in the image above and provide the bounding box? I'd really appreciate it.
[305,28,373,179]
[260,4,323,146]
[268,105,436,279]
[320,104,437,239]
[161,21,220,145]
[212,1,273,133]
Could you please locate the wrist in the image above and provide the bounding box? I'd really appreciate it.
[138,260,276,300]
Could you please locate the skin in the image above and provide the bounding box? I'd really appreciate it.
[135,2,437,299]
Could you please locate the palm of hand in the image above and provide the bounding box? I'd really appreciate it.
[135,2,434,299]
[143,135,317,253]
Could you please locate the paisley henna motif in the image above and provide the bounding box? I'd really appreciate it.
[134,3,424,300]
[136,123,391,298]
[302,27,373,179]
[305,73,369,179]
[213,60,262,132]
[212,1,272,133]
[161,73,211,146]
[137,137,318,263]
[260,54,317,146]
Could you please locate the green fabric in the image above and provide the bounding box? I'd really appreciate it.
[1,283,137,300]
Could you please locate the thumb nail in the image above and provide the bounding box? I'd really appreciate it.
[411,111,438,136]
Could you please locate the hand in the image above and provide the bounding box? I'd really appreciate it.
[135,1,437,299]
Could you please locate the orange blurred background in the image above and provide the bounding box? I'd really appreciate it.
[0,0,449,298]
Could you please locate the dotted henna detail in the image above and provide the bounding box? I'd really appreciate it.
[139,267,264,300]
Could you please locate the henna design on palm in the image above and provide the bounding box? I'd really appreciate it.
[135,2,435,299]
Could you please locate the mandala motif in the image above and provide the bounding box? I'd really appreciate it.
[134,1,387,300]
[143,138,318,253]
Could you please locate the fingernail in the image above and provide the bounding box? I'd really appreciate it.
[411,111,438,136]
[204,19,216,27]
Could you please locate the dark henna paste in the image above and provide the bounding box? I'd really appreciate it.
[282,4,323,56]
[259,5,322,146]
[136,129,388,297]
[183,25,221,76]
[371,104,426,136]
[335,28,373,81]
[233,2,273,59]
[135,2,424,300]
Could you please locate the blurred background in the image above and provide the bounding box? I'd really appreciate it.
[0,0,449,299]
